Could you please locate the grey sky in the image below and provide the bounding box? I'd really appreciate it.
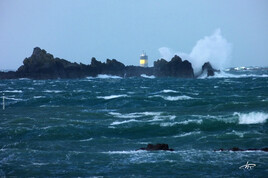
[1,0,268,70]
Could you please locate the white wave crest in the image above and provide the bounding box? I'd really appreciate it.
[110,119,139,125]
[109,112,162,119]
[79,138,93,142]
[5,97,23,101]
[43,90,63,93]
[173,131,201,138]
[163,95,192,101]
[109,112,142,119]
[199,71,268,79]
[166,95,192,101]
[3,90,23,93]
[140,74,155,79]
[160,119,202,127]
[150,95,192,101]
[234,112,268,124]
[98,94,127,100]
[104,150,145,154]
[161,90,178,93]
[97,74,122,79]
[34,96,45,99]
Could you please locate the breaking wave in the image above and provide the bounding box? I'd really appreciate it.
[234,112,268,124]
[97,94,128,100]
[199,71,268,79]
[140,74,155,79]
[97,74,122,79]
[151,95,193,101]
[109,112,162,119]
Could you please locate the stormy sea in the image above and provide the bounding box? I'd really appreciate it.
[0,68,268,177]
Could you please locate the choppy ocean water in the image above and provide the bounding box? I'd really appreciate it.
[0,69,268,177]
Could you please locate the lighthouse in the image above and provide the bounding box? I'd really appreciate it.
[140,51,148,67]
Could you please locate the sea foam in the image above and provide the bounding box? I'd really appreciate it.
[110,119,139,125]
[3,90,23,93]
[234,112,268,124]
[163,95,192,101]
[97,74,122,79]
[109,112,162,119]
[161,89,178,93]
[150,95,192,101]
[98,94,128,100]
[140,74,155,79]
[200,71,268,79]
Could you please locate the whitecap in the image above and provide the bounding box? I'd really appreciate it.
[162,95,192,101]
[110,119,139,125]
[140,74,155,79]
[3,90,23,93]
[109,111,162,119]
[79,138,93,142]
[34,96,45,99]
[141,112,162,116]
[32,163,49,166]
[18,78,30,80]
[201,71,268,79]
[104,150,145,154]
[98,94,127,100]
[97,74,122,79]
[43,90,63,93]
[165,95,192,101]
[234,112,268,124]
[148,115,176,122]
[109,112,142,119]
[173,131,201,138]
[150,95,192,101]
[225,130,245,138]
[160,119,202,127]
[73,89,85,92]
[161,89,178,93]
[5,97,23,101]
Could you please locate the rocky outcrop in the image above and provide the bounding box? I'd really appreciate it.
[215,147,268,152]
[154,55,194,78]
[137,143,174,151]
[16,47,91,79]
[0,47,205,80]
[196,62,220,77]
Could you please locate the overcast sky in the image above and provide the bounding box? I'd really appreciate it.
[1,0,268,70]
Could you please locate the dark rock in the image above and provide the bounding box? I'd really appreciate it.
[124,66,154,77]
[215,147,268,152]
[154,55,194,78]
[0,47,197,80]
[137,143,174,151]
[196,62,220,77]
[15,47,90,79]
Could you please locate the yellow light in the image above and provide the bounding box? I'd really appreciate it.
[140,59,147,65]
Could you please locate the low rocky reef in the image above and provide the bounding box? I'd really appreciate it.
[137,143,174,151]
[0,47,218,80]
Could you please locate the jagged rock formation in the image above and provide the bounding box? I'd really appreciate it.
[0,47,212,80]
[154,55,194,78]
[196,62,220,77]
[137,143,174,151]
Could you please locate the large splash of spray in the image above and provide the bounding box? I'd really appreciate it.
[159,28,232,73]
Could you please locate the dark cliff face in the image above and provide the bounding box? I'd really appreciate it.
[16,47,90,79]
[1,47,197,80]
[154,55,194,78]
[195,62,220,77]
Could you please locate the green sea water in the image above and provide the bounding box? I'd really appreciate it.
[0,69,268,177]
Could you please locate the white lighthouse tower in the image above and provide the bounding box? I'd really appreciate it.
[140,51,148,67]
